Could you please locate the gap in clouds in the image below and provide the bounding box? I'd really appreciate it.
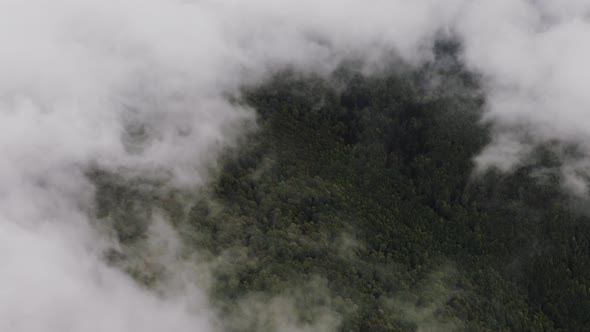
[3,0,590,331]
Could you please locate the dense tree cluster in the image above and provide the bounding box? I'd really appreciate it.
[93,53,590,331]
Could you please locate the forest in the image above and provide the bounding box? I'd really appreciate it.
[92,45,590,331]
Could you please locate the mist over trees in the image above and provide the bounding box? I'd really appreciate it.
[94,47,590,331]
[4,1,590,331]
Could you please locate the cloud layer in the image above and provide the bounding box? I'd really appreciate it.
[2,0,590,331]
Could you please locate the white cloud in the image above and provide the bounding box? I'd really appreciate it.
[4,0,590,330]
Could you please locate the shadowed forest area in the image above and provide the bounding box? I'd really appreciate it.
[92,49,590,331]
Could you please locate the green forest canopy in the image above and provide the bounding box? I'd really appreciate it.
[93,52,590,331]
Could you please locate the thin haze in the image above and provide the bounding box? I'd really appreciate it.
[1,0,589,331]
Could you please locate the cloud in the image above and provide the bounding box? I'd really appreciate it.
[456,1,590,190]
[3,0,590,331]
[0,1,461,330]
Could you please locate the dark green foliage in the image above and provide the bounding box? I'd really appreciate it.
[94,60,590,330]
[191,66,590,331]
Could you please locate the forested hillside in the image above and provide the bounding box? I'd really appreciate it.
[94,54,590,331]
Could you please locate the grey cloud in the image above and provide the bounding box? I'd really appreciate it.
[3,1,590,331]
